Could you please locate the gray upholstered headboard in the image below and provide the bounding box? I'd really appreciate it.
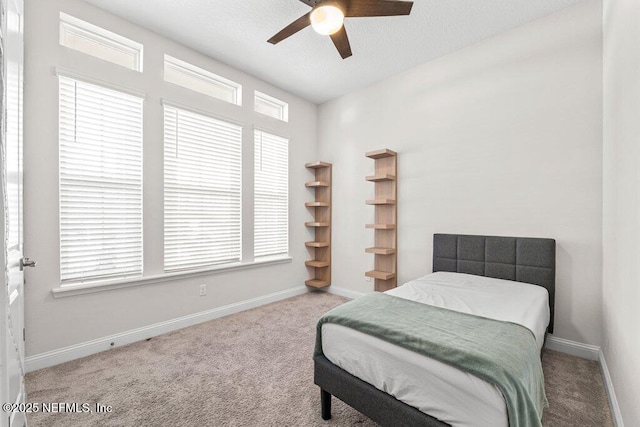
[433,233,556,333]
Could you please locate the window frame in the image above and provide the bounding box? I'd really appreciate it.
[49,39,296,295]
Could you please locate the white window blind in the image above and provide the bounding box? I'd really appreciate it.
[254,130,289,258]
[164,105,242,271]
[59,76,143,283]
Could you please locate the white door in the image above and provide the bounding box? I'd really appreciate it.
[1,0,25,426]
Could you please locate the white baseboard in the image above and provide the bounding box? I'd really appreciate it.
[544,335,600,361]
[25,286,308,373]
[599,349,625,427]
[327,286,365,300]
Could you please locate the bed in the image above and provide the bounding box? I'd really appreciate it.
[313,233,556,426]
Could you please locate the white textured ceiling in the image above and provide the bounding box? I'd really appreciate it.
[83,0,584,104]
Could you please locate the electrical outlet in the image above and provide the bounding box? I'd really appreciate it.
[199,284,207,296]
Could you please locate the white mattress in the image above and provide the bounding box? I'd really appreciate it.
[322,272,550,427]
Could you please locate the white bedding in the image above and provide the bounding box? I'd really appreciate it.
[322,272,550,427]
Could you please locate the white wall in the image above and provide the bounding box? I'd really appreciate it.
[318,0,603,346]
[23,0,317,356]
[602,0,640,424]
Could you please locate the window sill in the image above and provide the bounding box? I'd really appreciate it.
[51,257,292,298]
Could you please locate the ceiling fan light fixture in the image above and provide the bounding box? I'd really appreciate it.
[310,4,345,36]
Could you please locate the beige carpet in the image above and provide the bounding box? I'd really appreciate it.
[26,292,613,426]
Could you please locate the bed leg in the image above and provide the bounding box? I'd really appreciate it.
[321,389,332,420]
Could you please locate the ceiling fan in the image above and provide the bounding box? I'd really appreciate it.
[268,0,414,59]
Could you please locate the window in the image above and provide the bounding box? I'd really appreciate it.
[254,91,288,122]
[59,76,143,283]
[59,13,143,72]
[164,55,242,106]
[164,105,242,271]
[254,130,289,258]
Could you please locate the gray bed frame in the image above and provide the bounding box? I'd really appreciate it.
[314,233,556,426]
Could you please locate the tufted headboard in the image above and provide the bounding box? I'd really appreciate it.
[433,233,556,333]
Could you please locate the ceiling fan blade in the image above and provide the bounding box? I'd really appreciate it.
[346,0,413,17]
[330,26,352,59]
[268,12,311,44]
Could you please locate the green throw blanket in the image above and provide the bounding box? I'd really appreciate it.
[315,293,547,427]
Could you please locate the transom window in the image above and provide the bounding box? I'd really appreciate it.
[254,91,288,122]
[164,55,242,106]
[59,13,143,72]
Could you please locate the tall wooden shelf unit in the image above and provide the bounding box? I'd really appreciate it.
[365,149,397,292]
[305,161,332,289]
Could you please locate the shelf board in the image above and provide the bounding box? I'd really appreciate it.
[365,247,396,255]
[365,223,396,229]
[305,222,330,227]
[366,199,396,205]
[365,270,396,280]
[305,260,330,268]
[305,161,332,169]
[306,241,329,248]
[305,201,330,207]
[365,174,396,182]
[305,181,330,187]
[366,149,397,159]
[305,279,330,288]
